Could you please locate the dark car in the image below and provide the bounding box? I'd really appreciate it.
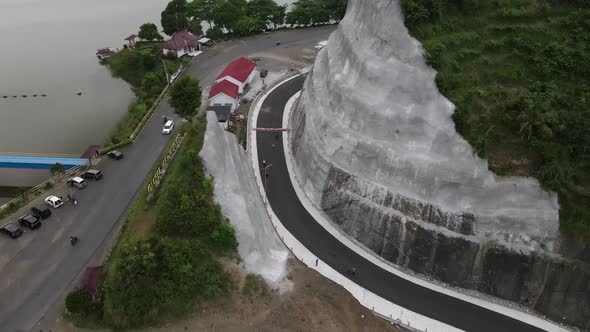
[107,150,123,160]
[31,204,51,219]
[0,223,23,239]
[81,169,103,180]
[18,214,41,229]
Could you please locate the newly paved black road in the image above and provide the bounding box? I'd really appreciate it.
[256,76,545,332]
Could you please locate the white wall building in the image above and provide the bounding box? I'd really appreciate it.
[207,80,239,112]
[214,57,257,94]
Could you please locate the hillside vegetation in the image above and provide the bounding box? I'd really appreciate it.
[66,117,237,329]
[401,0,590,237]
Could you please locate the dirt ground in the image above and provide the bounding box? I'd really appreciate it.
[47,259,402,332]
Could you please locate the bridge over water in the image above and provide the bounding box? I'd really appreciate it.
[0,149,96,187]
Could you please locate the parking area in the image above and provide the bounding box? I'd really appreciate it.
[0,166,104,260]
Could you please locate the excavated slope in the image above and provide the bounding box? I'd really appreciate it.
[289,0,589,328]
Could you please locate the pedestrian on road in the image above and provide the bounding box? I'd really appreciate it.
[163,116,168,124]
[275,133,279,140]
[262,160,266,167]
[271,143,276,150]
[67,194,71,202]
[315,258,318,266]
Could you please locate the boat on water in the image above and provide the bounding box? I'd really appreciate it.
[96,47,117,61]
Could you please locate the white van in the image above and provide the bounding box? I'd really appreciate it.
[162,120,174,134]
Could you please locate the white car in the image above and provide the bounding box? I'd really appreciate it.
[45,195,64,208]
[162,120,174,134]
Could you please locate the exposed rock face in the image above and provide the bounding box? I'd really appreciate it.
[320,167,590,329]
[289,0,589,328]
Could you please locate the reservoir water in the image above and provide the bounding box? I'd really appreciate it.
[0,0,169,154]
[0,0,292,155]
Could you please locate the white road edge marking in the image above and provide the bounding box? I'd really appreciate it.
[249,73,572,332]
[271,74,571,332]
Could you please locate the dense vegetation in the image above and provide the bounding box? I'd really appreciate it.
[169,76,202,120]
[160,0,347,39]
[67,116,237,329]
[107,47,182,143]
[401,0,590,236]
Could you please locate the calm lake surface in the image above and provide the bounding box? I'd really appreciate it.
[0,0,168,154]
[0,0,292,155]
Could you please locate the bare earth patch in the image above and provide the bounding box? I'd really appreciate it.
[132,208,157,238]
[47,259,402,332]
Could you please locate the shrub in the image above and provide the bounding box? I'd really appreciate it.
[206,26,225,40]
[49,163,65,176]
[103,237,229,328]
[65,289,95,316]
[242,274,267,296]
[210,217,238,252]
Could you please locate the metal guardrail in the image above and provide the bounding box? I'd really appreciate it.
[0,164,84,212]
[98,54,195,155]
[97,84,169,156]
[130,85,169,140]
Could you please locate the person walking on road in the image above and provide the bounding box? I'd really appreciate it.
[271,143,276,151]
[275,133,279,140]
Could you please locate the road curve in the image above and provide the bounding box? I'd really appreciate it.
[255,75,546,332]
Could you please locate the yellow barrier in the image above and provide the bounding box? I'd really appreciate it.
[147,132,185,196]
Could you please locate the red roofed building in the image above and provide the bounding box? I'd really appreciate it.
[161,30,200,58]
[208,80,239,112]
[215,57,257,94]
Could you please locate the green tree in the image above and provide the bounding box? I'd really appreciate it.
[270,5,287,28]
[206,26,225,40]
[140,73,165,100]
[234,16,265,36]
[169,76,202,120]
[187,0,216,29]
[138,22,163,41]
[189,20,204,36]
[325,0,347,21]
[287,0,335,26]
[213,0,248,33]
[285,5,311,26]
[401,0,431,27]
[247,0,285,29]
[161,0,189,36]
[49,163,65,176]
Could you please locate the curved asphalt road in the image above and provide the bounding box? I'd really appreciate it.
[256,76,545,332]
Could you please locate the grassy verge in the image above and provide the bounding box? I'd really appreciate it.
[401,0,590,237]
[65,115,238,329]
[0,186,32,198]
